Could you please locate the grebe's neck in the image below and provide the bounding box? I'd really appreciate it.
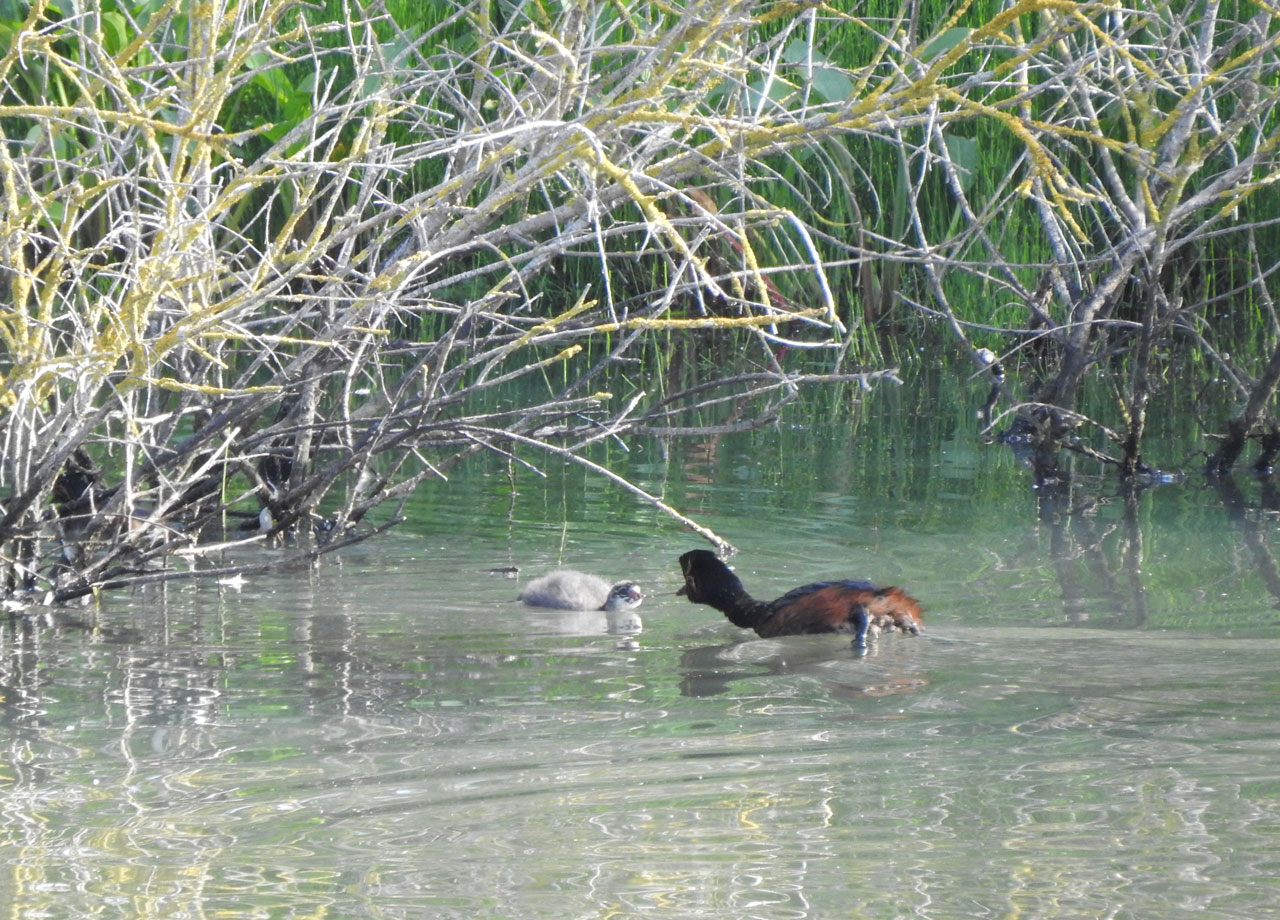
[698,570,773,630]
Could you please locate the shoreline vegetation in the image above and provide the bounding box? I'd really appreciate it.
[2,0,1279,604]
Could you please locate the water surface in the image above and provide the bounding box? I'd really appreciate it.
[3,383,1280,919]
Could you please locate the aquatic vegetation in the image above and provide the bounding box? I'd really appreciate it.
[1,0,1278,602]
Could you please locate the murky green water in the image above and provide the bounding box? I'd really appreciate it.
[4,376,1280,918]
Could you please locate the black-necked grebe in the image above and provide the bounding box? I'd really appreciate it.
[676,549,922,646]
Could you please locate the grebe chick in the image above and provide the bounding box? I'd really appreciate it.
[519,569,644,612]
[676,550,922,647]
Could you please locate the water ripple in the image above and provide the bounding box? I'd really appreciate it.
[3,555,1279,918]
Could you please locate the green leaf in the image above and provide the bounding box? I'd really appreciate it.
[250,66,294,109]
[780,37,850,101]
[782,38,821,66]
[0,1,27,24]
[744,77,795,113]
[811,66,853,102]
[944,134,978,193]
[100,11,129,54]
[920,27,971,62]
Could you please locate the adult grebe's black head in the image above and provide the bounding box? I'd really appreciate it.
[677,550,746,607]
